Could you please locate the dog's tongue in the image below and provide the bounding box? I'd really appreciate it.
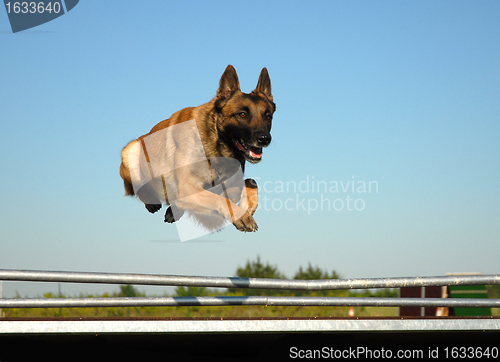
[248,145,262,159]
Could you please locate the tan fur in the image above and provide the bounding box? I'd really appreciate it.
[120,65,275,232]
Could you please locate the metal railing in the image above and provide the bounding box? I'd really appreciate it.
[0,269,499,309]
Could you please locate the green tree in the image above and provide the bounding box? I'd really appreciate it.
[175,286,208,297]
[117,285,143,297]
[294,263,340,280]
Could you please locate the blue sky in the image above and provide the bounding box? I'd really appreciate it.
[1,1,499,297]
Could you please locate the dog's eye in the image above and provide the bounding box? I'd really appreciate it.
[266,114,272,120]
[239,112,247,118]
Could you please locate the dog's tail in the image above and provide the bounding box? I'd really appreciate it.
[120,141,137,196]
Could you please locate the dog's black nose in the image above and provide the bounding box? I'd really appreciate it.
[256,132,272,147]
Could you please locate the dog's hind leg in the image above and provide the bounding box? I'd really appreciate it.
[145,203,162,214]
[164,206,184,223]
[136,182,163,214]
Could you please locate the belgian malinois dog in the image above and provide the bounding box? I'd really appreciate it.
[120,65,275,233]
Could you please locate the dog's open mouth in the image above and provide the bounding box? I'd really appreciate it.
[235,138,262,162]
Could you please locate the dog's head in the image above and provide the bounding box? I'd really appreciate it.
[215,65,275,164]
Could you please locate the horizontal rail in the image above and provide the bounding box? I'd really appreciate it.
[1,296,499,309]
[1,269,500,290]
[1,270,498,309]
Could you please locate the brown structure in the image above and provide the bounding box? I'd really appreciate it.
[399,286,443,316]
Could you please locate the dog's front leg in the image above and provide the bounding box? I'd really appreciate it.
[173,153,258,232]
[245,178,258,215]
[238,178,258,216]
[176,183,258,232]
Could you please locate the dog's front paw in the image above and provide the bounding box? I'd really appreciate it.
[233,212,258,232]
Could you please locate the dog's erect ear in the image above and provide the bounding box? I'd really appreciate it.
[253,67,273,102]
[217,65,240,100]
